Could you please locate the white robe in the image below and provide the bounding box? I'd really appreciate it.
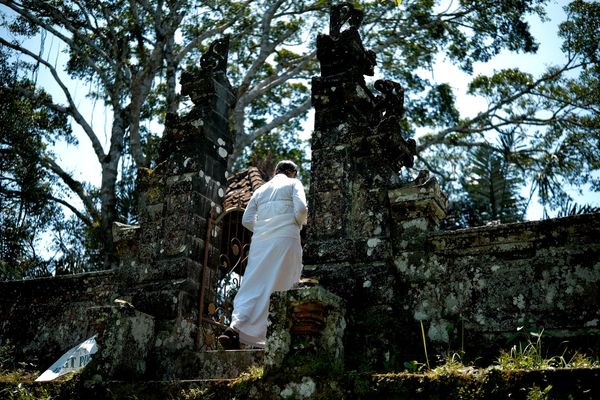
[230,173,308,347]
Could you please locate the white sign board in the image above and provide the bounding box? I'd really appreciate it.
[35,335,98,382]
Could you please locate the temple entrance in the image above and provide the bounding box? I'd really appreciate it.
[196,167,265,350]
[208,206,252,326]
[196,206,252,350]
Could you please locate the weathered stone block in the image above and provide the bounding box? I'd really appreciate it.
[130,259,201,284]
[112,222,140,264]
[152,349,264,380]
[0,271,118,367]
[311,124,352,150]
[138,242,159,264]
[266,285,346,373]
[131,279,198,320]
[389,180,447,226]
[304,238,358,264]
[165,193,192,214]
[84,305,155,380]
[166,174,194,195]
[308,189,346,237]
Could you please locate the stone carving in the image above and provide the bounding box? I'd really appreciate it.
[374,79,405,119]
[200,35,229,73]
[180,35,230,107]
[405,169,435,187]
[371,78,416,169]
[315,3,376,83]
[312,3,416,172]
[307,2,419,266]
[330,2,364,38]
[158,35,234,163]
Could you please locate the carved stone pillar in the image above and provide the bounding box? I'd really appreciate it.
[389,172,448,252]
[266,286,346,373]
[128,37,235,363]
[301,2,420,372]
[305,3,416,268]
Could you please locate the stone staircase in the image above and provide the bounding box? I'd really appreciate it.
[173,349,265,380]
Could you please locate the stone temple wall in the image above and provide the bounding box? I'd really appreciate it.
[0,271,118,367]
[301,171,600,372]
[300,3,600,371]
[0,5,598,382]
[0,37,235,378]
[400,212,600,356]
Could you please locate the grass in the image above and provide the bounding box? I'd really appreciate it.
[0,384,52,400]
[496,329,599,370]
[526,385,553,400]
[0,342,42,384]
[409,326,598,376]
[431,353,472,376]
[419,320,430,370]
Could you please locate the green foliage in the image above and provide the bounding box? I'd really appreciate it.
[442,131,527,228]
[1,0,598,268]
[526,385,553,400]
[50,216,103,275]
[0,384,51,400]
[556,199,600,218]
[423,1,600,220]
[497,330,550,370]
[234,128,310,185]
[231,365,265,391]
[0,55,62,278]
[403,359,427,372]
[431,353,468,376]
[496,329,599,371]
[0,49,103,278]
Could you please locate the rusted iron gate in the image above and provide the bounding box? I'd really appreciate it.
[196,206,252,350]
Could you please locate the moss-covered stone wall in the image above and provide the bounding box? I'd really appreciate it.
[0,271,118,367]
[0,37,235,379]
[398,213,600,358]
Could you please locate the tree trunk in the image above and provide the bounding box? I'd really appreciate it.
[100,159,119,269]
[165,35,178,115]
[99,111,127,269]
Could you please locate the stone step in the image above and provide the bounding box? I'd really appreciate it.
[177,349,265,380]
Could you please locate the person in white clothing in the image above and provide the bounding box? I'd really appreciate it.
[218,160,308,349]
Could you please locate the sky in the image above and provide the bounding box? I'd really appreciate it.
[421,0,595,219]
[4,0,598,221]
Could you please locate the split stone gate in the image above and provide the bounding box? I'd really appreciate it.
[0,3,599,381]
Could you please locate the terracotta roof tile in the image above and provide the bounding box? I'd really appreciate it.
[223,167,265,210]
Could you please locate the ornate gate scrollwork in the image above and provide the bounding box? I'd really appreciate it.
[197,206,252,350]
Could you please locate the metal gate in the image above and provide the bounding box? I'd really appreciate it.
[196,206,252,350]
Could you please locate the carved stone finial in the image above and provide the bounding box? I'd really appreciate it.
[314,2,376,83]
[406,170,434,187]
[200,35,230,73]
[178,36,233,108]
[330,2,364,37]
[374,79,405,119]
[157,35,234,163]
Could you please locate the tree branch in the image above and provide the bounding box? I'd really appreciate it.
[128,2,186,167]
[418,59,583,153]
[1,0,113,81]
[41,156,99,222]
[237,0,286,96]
[238,50,316,107]
[0,37,107,162]
[48,195,93,226]
[231,97,311,163]
[175,1,251,64]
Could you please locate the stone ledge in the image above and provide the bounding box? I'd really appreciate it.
[165,349,265,380]
[4,367,599,399]
[429,213,600,255]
